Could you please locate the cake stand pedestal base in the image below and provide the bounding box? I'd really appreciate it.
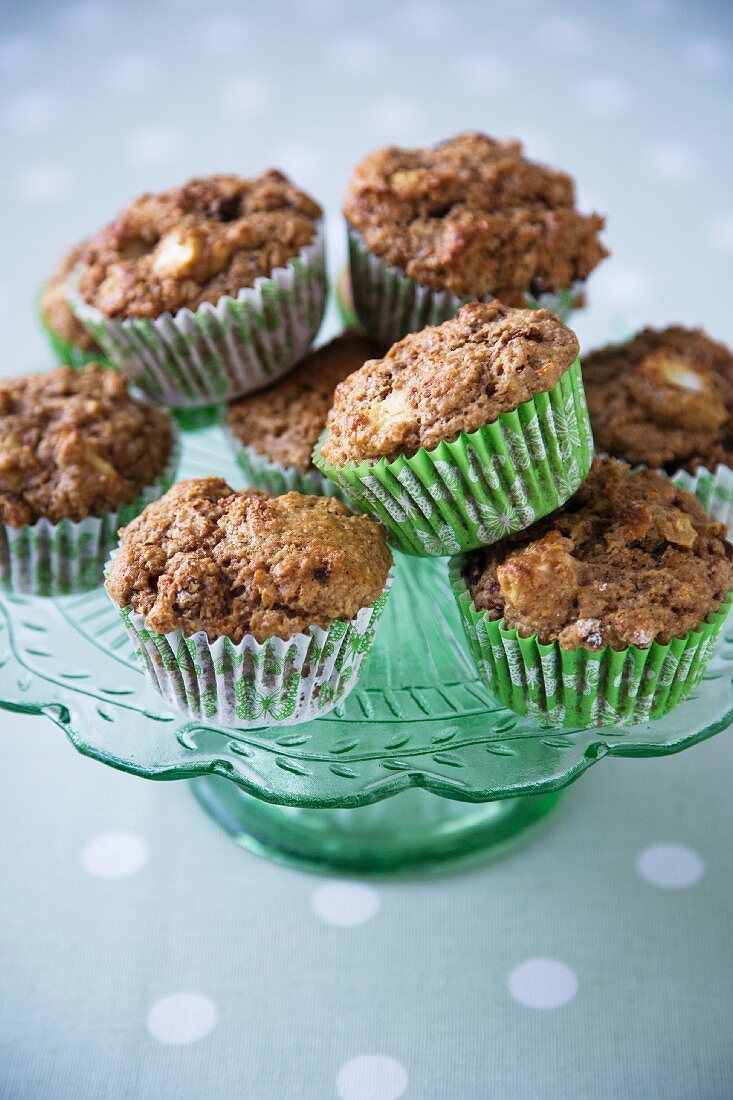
[191,776,563,875]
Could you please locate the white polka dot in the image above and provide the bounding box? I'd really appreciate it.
[709,214,733,253]
[219,76,269,119]
[193,14,250,55]
[636,843,705,889]
[458,54,509,95]
[125,126,183,166]
[362,97,426,141]
[508,958,578,1010]
[81,832,149,879]
[147,993,217,1045]
[15,162,74,204]
[108,51,159,94]
[337,1055,408,1100]
[397,0,450,38]
[537,16,591,58]
[64,1,116,34]
[312,882,381,927]
[327,38,384,77]
[592,262,654,308]
[0,36,35,74]
[686,35,730,74]
[579,75,633,116]
[645,143,699,183]
[4,91,60,133]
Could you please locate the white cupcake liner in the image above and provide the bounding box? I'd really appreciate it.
[224,429,351,503]
[67,224,327,409]
[111,566,394,727]
[0,433,181,597]
[670,463,733,531]
[347,225,581,347]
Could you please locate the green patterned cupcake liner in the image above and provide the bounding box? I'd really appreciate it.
[670,463,733,531]
[110,566,394,727]
[449,559,733,729]
[66,224,327,409]
[347,225,581,347]
[224,430,352,504]
[0,432,180,597]
[313,358,594,557]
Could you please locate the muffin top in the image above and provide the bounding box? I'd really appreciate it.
[76,172,322,320]
[344,132,607,302]
[0,364,173,526]
[227,332,379,473]
[40,242,100,353]
[105,478,392,643]
[319,301,579,466]
[465,458,733,651]
[584,326,733,471]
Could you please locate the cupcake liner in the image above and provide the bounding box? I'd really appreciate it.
[37,295,110,369]
[0,433,180,597]
[449,560,733,729]
[313,357,594,557]
[670,463,733,531]
[347,225,581,347]
[111,567,394,727]
[225,430,351,502]
[67,224,327,409]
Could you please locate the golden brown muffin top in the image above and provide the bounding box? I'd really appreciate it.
[319,301,579,466]
[584,326,733,471]
[0,364,173,526]
[77,172,322,320]
[40,242,100,353]
[344,132,607,301]
[105,478,392,643]
[465,458,733,651]
[227,332,380,473]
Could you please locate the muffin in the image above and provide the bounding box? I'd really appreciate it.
[314,301,593,556]
[226,331,378,497]
[67,172,327,408]
[450,458,733,727]
[0,364,177,595]
[39,243,107,367]
[583,325,733,524]
[105,479,393,725]
[344,131,608,346]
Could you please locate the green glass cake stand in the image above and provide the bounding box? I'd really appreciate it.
[1,423,732,875]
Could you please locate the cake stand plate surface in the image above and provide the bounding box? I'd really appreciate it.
[1,425,732,873]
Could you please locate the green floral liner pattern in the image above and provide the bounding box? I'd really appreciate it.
[0,433,180,597]
[39,315,110,370]
[449,560,733,729]
[112,568,394,727]
[670,463,733,530]
[347,225,581,347]
[313,358,593,556]
[225,432,351,503]
[67,225,327,409]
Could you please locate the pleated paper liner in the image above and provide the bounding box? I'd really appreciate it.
[670,463,733,531]
[449,560,733,729]
[110,567,394,728]
[0,432,181,597]
[313,358,594,557]
[347,225,582,348]
[67,224,327,409]
[226,435,352,504]
[37,297,111,369]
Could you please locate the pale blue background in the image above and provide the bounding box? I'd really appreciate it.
[1,0,733,1098]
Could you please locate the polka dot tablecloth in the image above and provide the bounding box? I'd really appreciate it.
[1,1,733,1098]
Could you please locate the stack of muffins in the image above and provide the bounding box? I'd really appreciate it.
[16,131,733,730]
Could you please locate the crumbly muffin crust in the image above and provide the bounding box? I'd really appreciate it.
[40,243,100,353]
[105,479,392,643]
[77,172,322,320]
[584,326,733,471]
[465,458,733,651]
[227,332,379,472]
[319,301,579,465]
[0,365,173,526]
[344,132,607,301]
